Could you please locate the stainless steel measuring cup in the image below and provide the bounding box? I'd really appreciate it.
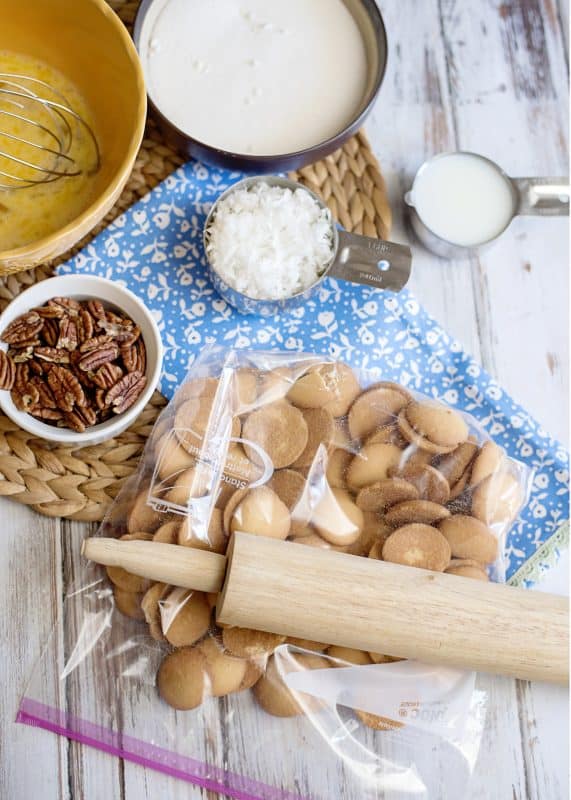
[203,176,412,316]
[405,151,570,259]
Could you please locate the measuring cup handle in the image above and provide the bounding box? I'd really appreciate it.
[328,230,412,292]
[512,177,570,216]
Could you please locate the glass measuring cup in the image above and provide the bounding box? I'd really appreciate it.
[405,151,569,259]
[203,176,412,316]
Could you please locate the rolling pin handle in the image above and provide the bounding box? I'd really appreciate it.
[82,537,227,593]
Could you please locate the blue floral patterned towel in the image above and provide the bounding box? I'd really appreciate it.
[58,160,569,579]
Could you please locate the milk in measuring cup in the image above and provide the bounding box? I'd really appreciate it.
[410,153,516,247]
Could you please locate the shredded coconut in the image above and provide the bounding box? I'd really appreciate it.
[206,183,335,300]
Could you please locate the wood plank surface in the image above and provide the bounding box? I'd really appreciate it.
[1,1,568,799]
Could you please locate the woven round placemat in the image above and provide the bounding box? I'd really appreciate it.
[0,1,392,522]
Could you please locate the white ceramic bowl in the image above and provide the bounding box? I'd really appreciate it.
[0,275,163,445]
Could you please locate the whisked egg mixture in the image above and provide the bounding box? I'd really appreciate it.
[0,50,99,251]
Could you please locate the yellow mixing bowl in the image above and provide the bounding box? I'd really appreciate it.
[0,0,146,274]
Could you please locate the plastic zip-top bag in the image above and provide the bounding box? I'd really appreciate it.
[20,347,532,800]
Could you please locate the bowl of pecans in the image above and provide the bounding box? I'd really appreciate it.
[0,275,163,444]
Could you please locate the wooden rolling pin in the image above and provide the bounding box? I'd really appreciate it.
[82,532,569,685]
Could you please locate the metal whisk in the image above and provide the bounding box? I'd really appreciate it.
[0,73,100,190]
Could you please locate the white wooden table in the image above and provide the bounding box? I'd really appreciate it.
[1,1,568,798]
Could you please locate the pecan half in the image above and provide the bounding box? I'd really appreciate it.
[42,317,60,347]
[12,363,43,411]
[106,371,147,415]
[14,362,29,384]
[99,316,141,346]
[33,305,64,319]
[10,337,41,349]
[30,407,63,421]
[48,297,81,316]
[47,366,86,412]
[65,404,97,432]
[86,299,106,323]
[79,335,113,353]
[136,340,146,374]
[8,346,34,363]
[121,338,146,374]
[94,388,108,410]
[91,362,123,390]
[29,375,57,409]
[77,308,94,343]
[0,350,15,390]
[1,311,44,344]
[12,380,40,412]
[35,347,71,364]
[120,344,136,373]
[77,343,119,372]
[57,316,79,351]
